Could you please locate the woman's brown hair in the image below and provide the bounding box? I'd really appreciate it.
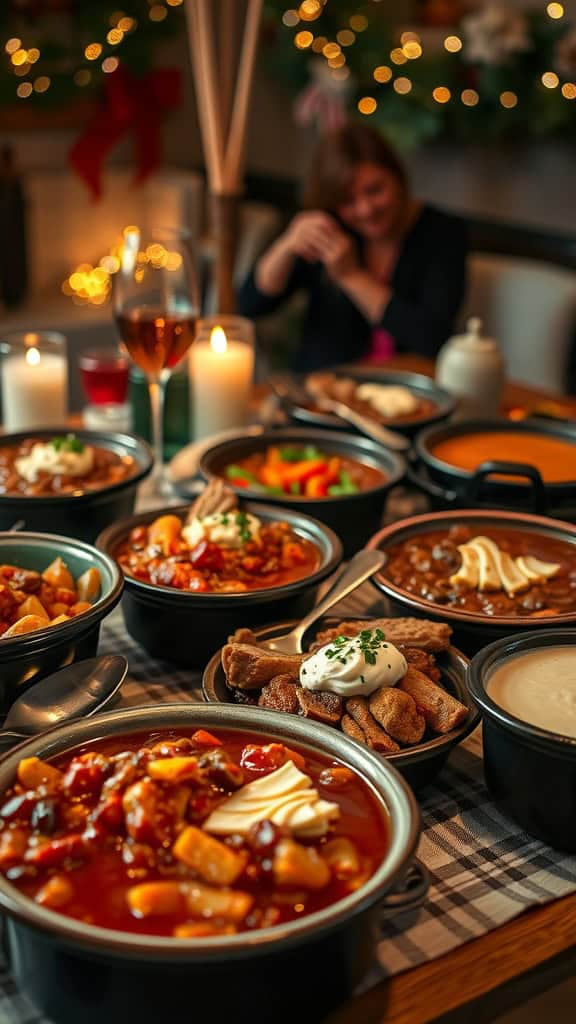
[303,123,408,213]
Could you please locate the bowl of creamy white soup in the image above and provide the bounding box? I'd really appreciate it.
[467,628,576,852]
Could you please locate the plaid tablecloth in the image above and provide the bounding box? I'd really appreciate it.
[2,581,576,1023]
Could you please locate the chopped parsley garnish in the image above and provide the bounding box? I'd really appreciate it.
[325,628,386,667]
[235,510,252,544]
[50,434,85,454]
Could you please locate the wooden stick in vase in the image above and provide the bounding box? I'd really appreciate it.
[223,0,263,191]
[184,0,224,192]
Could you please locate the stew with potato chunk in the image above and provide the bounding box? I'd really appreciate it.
[0,435,136,497]
[0,729,389,937]
[0,557,101,638]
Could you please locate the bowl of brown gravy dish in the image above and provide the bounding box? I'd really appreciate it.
[368,509,576,654]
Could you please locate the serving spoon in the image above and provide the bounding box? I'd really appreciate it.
[0,654,128,754]
[261,548,386,654]
[269,374,410,453]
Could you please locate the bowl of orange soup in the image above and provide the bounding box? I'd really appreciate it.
[413,419,576,519]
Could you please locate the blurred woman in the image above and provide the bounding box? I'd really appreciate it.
[238,124,467,371]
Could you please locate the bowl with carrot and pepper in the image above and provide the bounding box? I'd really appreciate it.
[199,428,406,557]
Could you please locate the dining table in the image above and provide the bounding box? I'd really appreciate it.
[1,354,576,1024]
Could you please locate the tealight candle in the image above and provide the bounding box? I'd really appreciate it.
[1,332,68,430]
[189,318,254,439]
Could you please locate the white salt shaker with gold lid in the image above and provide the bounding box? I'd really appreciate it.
[435,317,506,420]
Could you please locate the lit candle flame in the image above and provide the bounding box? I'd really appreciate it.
[210,326,228,354]
[26,347,40,367]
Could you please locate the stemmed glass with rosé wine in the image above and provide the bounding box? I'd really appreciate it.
[114,226,199,497]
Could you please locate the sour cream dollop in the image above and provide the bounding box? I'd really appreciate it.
[182,511,262,550]
[15,442,94,484]
[356,384,418,418]
[300,631,407,698]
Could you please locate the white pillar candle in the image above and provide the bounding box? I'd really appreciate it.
[2,344,68,431]
[190,325,254,439]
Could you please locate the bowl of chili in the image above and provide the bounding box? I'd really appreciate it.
[97,501,342,667]
[0,530,123,706]
[367,509,576,655]
[0,429,153,543]
[0,702,422,1024]
[197,428,406,557]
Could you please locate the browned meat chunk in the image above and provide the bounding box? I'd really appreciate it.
[368,688,425,745]
[228,627,259,645]
[400,646,442,683]
[296,688,343,725]
[312,617,452,652]
[258,675,299,713]
[221,643,303,690]
[345,697,400,753]
[187,479,237,521]
[399,667,468,733]
[341,715,366,744]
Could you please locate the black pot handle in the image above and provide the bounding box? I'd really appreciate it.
[465,461,548,514]
[405,462,458,503]
[380,860,429,916]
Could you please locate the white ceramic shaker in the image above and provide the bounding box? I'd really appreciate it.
[435,317,506,420]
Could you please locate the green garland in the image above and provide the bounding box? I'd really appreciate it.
[0,1,183,110]
[262,0,576,148]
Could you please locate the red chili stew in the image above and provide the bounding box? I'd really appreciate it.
[0,729,389,937]
[116,513,321,593]
[0,438,137,497]
[384,525,576,617]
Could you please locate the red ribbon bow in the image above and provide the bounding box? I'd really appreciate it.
[69,66,182,201]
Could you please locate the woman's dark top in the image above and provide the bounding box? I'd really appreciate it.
[237,204,468,372]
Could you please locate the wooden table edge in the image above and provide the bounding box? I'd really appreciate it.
[324,890,576,1024]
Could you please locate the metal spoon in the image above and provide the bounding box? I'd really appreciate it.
[261,548,386,654]
[0,655,128,754]
[269,374,410,452]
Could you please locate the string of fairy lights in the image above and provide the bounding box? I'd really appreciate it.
[282,0,576,111]
[3,0,183,101]
[63,228,184,306]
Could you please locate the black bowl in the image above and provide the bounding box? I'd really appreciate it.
[97,502,342,668]
[198,427,406,558]
[0,703,421,1024]
[287,367,456,438]
[413,417,576,519]
[0,429,153,542]
[467,629,576,852]
[202,617,478,792]
[367,509,576,656]
[0,531,123,708]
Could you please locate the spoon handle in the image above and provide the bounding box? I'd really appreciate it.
[289,548,386,650]
[0,730,27,755]
[327,400,410,452]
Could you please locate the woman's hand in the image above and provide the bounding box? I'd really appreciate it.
[317,226,359,284]
[281,211,341,263]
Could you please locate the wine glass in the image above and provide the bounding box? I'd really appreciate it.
[113,226,199,497]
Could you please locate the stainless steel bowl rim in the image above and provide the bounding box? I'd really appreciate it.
[368,508,576,628]
[0,702,420,960]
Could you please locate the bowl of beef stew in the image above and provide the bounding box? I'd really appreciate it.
[0,429,153,542]
[97,481,342,667]
[0,702,421,1024]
